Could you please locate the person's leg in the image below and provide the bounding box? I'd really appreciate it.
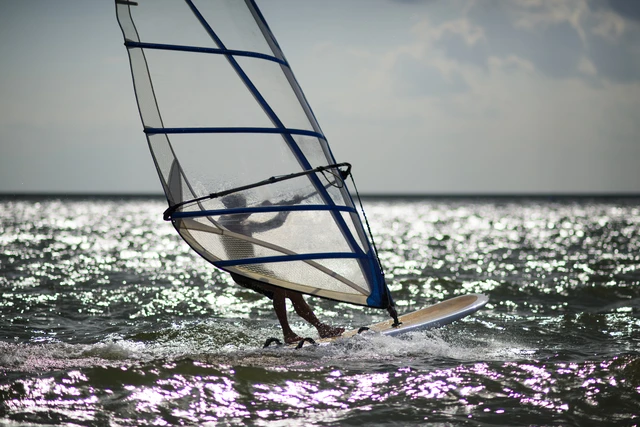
[272,290,302,344]
[287,292,321,326]
[287,292,345,338]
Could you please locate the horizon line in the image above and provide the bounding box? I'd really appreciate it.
[1,192,639,199]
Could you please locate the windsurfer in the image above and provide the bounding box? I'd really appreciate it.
[221,193,344,344]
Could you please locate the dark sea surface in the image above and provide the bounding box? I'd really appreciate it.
[1,195,639,426]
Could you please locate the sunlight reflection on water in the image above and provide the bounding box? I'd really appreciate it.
[1,196,639,425]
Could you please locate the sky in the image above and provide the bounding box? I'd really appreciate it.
[1,0,639,195]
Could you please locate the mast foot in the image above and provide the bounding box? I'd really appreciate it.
[387,305,402,328]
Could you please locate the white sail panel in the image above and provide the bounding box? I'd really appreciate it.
[116,0,392,308]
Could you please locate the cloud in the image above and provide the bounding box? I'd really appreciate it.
[591,8,627,40]
[392,53,470,98]
[411,0,640,84]
[461,1,587,79]
[296,2,640,193]
[590,0,640,22]
[585,6,640,83]
[509,0,589,40]
[413,17,486,46]
[2,0,638,194]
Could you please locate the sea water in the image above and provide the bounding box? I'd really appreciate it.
[1,195,639,426]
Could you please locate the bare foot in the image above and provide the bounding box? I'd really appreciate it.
[317,324,345,339]
[284,333,303,344]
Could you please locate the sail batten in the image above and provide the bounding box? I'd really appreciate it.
[144,127,324,139]
[116,0,392,309]
[125,41,287,65]
[172,205,357,220]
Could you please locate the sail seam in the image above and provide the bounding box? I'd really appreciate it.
[125,41,287,65]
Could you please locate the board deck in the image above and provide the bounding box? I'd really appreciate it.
[286,293,489,348]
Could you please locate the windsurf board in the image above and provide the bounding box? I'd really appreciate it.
[277,293,489,348]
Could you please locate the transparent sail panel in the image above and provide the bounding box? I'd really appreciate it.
[142,51,275,129]
[116,0,388,308]
[192,0,275,55]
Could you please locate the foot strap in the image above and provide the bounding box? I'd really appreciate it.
[295,337,317,349]
[263,337,283,348]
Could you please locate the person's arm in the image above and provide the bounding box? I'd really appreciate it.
[252,195,304,232]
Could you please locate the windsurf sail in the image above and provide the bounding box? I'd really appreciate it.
[115,0,396,313]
